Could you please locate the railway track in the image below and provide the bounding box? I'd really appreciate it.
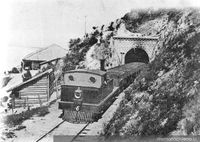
[35,120,65,142]
[35,120,91,142]
[70,122,91,142]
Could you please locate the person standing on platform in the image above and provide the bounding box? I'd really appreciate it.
[22,68,32,82]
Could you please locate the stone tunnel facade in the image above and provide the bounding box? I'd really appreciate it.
[107,35,159,68]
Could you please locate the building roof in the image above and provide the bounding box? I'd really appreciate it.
[39,58,61,66]
[23,44,67,61]
[7,69,53,92]
[65,69,106,76]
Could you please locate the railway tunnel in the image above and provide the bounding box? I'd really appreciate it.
[124,48,149,64]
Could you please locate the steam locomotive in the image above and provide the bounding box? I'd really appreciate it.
[58,62,147,123]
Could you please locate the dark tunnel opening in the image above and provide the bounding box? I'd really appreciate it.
[125,48,149,64]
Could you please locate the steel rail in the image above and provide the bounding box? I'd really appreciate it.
[70,122,90,142]
[35,120,65,142]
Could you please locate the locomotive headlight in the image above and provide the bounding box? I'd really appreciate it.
[75,92,81,99]
[74,87,82,99]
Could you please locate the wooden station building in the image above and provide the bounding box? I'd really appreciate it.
[7,69,55,108]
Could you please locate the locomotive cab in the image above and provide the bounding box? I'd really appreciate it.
[59,69,114,122]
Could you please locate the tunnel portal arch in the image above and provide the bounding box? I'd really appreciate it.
[124,48,149,64]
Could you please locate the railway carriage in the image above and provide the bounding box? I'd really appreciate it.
[59,62,148,123]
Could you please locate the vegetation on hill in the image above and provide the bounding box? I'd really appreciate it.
[63,18,120,71]
[62,8,200,137]
[63,31,99,71]
[102,8,200,136]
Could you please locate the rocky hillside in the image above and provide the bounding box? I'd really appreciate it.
[102,8,200,136]
[64,8,200,136]
[63,17,122,70]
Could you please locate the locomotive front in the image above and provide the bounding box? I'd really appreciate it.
[58,69,114,123]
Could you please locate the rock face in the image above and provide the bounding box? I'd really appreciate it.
[65,8,200,137]
[101,8,200,137]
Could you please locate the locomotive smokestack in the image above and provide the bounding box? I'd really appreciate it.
[100,59,105,71]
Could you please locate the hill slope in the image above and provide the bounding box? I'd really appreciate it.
[102,8,200,136]
[64,8,200,136]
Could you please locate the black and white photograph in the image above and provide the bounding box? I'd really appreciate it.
[0,0,200,142]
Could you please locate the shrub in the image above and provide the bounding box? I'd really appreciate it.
[64,33,98,71]
[4,106,49,127]
[10,67,19,73]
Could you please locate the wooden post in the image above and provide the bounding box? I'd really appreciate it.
[11,98,14,113]
[56,81,59,99]
[23,98,26,109]
[47,75,50,102]
[10,94,15,111]
[38,94,42,107]
[26,97,29,110]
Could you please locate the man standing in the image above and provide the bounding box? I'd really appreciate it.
[22,68,32,82]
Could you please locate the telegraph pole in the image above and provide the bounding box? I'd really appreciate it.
[84,16,87,36]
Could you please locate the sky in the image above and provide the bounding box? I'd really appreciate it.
[0,0,200,73]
